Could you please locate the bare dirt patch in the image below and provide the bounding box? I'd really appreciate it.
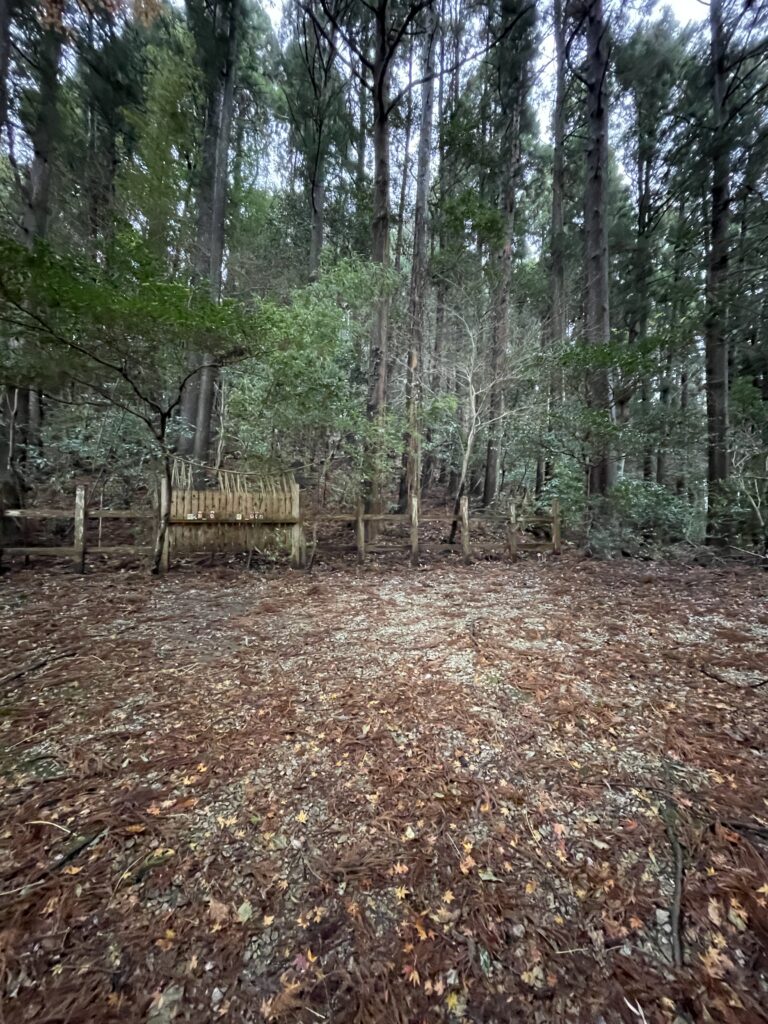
[1,557,767,1023]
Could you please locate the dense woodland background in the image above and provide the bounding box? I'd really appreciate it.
[0,0,766,557]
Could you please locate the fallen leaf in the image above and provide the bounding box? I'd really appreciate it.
[521,964,545,989]
[237,900,253,924]
[708,898,722,926]
[208,898,229,926]
[727,899,748,931]
[459,855,476,875]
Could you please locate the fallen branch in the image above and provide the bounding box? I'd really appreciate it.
[724,820,768,841]
[0,648,77,688]
[699,664,767,690]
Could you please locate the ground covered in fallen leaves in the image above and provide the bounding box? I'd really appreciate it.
[1,556,767,1024]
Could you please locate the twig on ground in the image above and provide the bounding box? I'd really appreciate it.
[661,793,685,968]
[0,828,108,900]
[623,997,649,1023]
[0,878,48,898]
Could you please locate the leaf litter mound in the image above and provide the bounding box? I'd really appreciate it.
[1,556,767,1024]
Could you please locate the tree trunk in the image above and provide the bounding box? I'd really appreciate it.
[368,1,391,423]
[483,84,524,507]
[549,0,566,352]
[309,175,325,278]
[422,2,449,491]
[179,0,240,466]
[583,0,615,497]
[364,0,392,523]
[704,0,730,538]
[394,37,414,273]
[21,26,62,245]
[539,0,567,493]
[400,6,436,509]
[354,62,368,255]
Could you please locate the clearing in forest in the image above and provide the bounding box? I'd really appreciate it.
[1,558,767,1024]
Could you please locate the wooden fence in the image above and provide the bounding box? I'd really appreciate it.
[0,484,153,571]
[0,486,560,572]
[309,495,561,568]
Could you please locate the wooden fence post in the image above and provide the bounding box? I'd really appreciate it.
[410,492,419,568]
[73,485,86,573]
[159,474,171,573]
[552,498,562,554]
[289,481,305,568]
[509,501,518,563]
[356,500,365,564]
[460,495,470,565]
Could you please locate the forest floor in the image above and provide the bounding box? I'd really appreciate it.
[0,555,767,1024]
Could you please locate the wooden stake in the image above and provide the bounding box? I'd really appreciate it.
[73,485,86,573]
[509,501,518,563]
[159,474,171,573]
[356,499,365,564]
[552,498,562,554]
[460,495,470,565]
[289,481,304,567]
[410,492,419,568]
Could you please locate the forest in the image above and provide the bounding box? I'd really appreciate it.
[1,2,768,1024]
[0,0,765,554]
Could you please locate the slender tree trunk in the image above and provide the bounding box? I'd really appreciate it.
[540,0,567,491]
[422,2,449,491]
[309,174,325,278]
[177,83,219,456]
[399,6,436,509]
[394,38,414,273]
[705,0,730,539]
[365,0,392,522]
[354,63,368,255]
[583,0,615,498]
[178,0,240,466]
[549,0,566,352]
[483,85,524,507]
[193,0,239,466]
[21,27,62,245]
